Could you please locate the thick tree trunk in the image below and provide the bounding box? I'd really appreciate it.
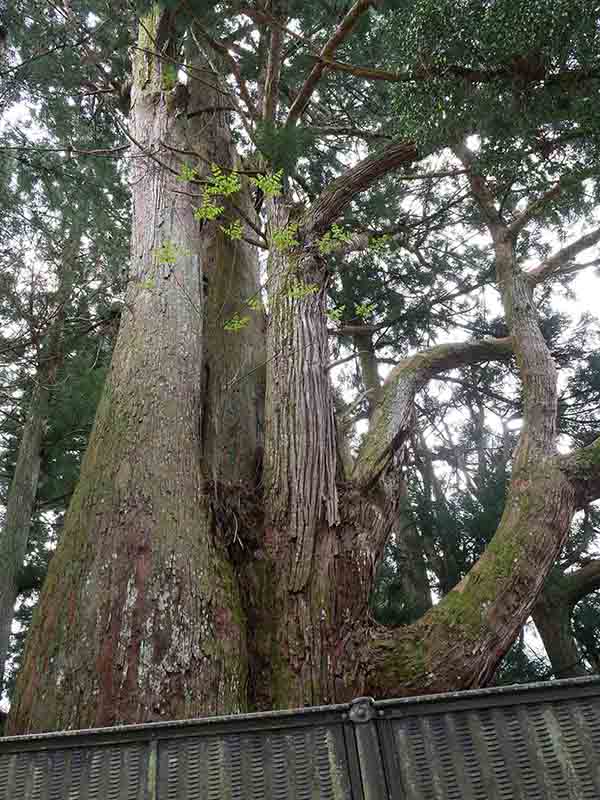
[0,232,77,690]
[8,11,256,733]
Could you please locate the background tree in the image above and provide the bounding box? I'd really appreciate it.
[0,0,129,697]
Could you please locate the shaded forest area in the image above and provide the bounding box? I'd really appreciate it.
[1,0,600,733]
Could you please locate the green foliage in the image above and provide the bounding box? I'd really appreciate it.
[161,63,177,91]
[194,164,241,222]
[250,170,284,197]
[355,301,375,320]
[205,163,241,197]
[194,201,225,222]
[271,223,299,251]
[220,219,244,240]
[177,163,199,183]
[573,591,600,670]
[285,279,319,301]
[327,305,346,322]
[223,312,251,331]
[153,240,179,264]
[493,635,551,686]
[256,121,317,171]
[369,234,392,253]
[318,224,352,255]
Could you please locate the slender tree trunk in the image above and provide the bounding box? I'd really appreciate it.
[0,231,78,690]
[532,590,586,678]
[0,386,46,690]
[351,325,431,623]
[533,558,600,678]
[8,10,256,733]
[392,479,432,621]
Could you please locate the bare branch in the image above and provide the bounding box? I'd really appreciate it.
[527,226,600,286]
[190,21,259,123]
[453,143,502,230]
[353,337,514,487]
[285,0,376,126]
[508,182,561,235]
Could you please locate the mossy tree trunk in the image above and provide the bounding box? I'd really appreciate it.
[8,9,256,732]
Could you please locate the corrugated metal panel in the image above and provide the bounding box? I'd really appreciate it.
[1,676,599,799]
[374,677,600,799]
[0,702,357,800]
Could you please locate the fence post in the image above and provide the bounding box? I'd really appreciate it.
[349,697,389,800]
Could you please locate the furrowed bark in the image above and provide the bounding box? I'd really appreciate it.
[259,202,339,706]
[257,198,397,708]
[9,9,248,733]
[264,205,339,592]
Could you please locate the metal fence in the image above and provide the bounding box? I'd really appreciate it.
[1,675,599,799]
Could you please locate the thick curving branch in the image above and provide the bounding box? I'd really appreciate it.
[527,226,600,286]
[353,337,514,488]
[305,140,418,234]
[346,149,584,700]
